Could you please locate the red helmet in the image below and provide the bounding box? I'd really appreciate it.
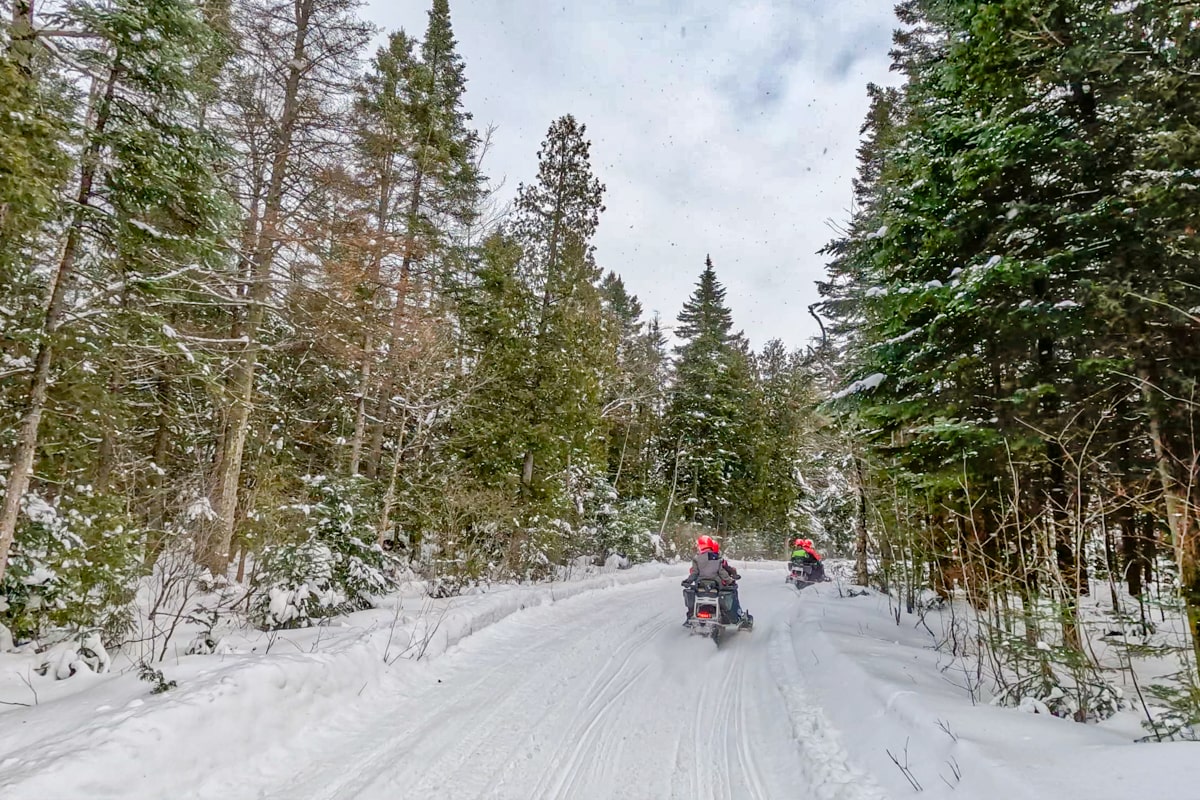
[697,535,719,553]
[794,538,803,546]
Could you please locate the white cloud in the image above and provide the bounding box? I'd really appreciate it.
[363,0,899,350]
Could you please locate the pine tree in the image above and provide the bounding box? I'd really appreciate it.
[363,0,482,479]
[345,30,421,477]
[599,272,652,493]
[663,257,754,531]
[200,0,371,574]
[509,115,607,494]
[820,0,1200,693]
[745,340,814,533]
[0,0,233,584]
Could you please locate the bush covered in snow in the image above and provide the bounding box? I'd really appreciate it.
[1,489,140,644]
[562,465,662,566]
[603,497,662,563]
[1141,681,1200,741]
[250,477,399,629]
[32,630,112,679]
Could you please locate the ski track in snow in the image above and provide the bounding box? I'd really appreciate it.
[1,571,888,800]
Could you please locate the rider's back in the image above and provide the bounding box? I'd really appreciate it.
[692,551,733,583]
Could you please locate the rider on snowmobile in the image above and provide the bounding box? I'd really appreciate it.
[789,538,825,581]
[682,535,751,626]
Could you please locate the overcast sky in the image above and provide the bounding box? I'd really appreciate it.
[363,1,899,350]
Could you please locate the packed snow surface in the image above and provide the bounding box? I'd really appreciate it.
[2,563,1198,799]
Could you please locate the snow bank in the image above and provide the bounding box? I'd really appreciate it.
[792,569,1200,800]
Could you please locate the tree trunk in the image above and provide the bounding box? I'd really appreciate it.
[143,371,173,568]
[202,0,312,574]
[377,413,409,546]
[8,0,36,74]
[0,62,118,583]
[1139,366,1200,678]
[521,450,534,487]
[366,169,423,479]
[853,455,869,586]
[1140,511,1156,588]
[348,330,373,476]
[1119,503,1142,597]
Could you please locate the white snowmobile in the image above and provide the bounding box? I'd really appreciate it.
[683,577,753,645]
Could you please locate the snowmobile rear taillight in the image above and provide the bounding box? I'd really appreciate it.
[697,610,713,619]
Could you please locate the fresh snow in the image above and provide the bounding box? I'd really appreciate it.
[883,328,922,346]
[832,372,886,400]
[3,564,1200,799]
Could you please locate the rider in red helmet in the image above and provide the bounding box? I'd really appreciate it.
[682,535,751,627]
[789,537,825,582]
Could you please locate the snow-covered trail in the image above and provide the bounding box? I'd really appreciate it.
[8,562,1198,800]
[210,570,881,800]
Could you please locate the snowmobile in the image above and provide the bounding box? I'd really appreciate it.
[684,577,753,645]
[785,560,826,589]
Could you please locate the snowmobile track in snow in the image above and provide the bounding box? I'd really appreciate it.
[256,572,887,800]
[0,569,890,800]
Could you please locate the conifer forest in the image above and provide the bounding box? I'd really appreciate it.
[2,0,1200,753]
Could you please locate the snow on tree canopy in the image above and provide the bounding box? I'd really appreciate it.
[882,328,921,346]
[831,373,886,400]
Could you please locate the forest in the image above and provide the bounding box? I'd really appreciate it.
[0,0,819,638]
[820,0,1200,728]
[1,0,1199,737]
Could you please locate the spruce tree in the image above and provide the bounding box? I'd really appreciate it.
[663,257,753,531]
[599,272,650,492]
[364,0,482,478]
[509,115,607,495]
[820,0,1200,689]
[0,0,233,584]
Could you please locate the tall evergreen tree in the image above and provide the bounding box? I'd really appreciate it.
[0,0,233,584]
[201,0,371,573]
[663,257,754,531]
[821,0,1200,690]
[600,272,652,493]
[509,115,608,495]
[363,0,482,478]
[745,340,814,533]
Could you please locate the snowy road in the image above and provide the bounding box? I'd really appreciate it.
[1,565,886,800]
[220,570,868,800]
[7,562,1190,800]
[210,568,882,800]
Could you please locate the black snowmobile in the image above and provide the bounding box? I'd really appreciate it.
[786,559,827,588]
